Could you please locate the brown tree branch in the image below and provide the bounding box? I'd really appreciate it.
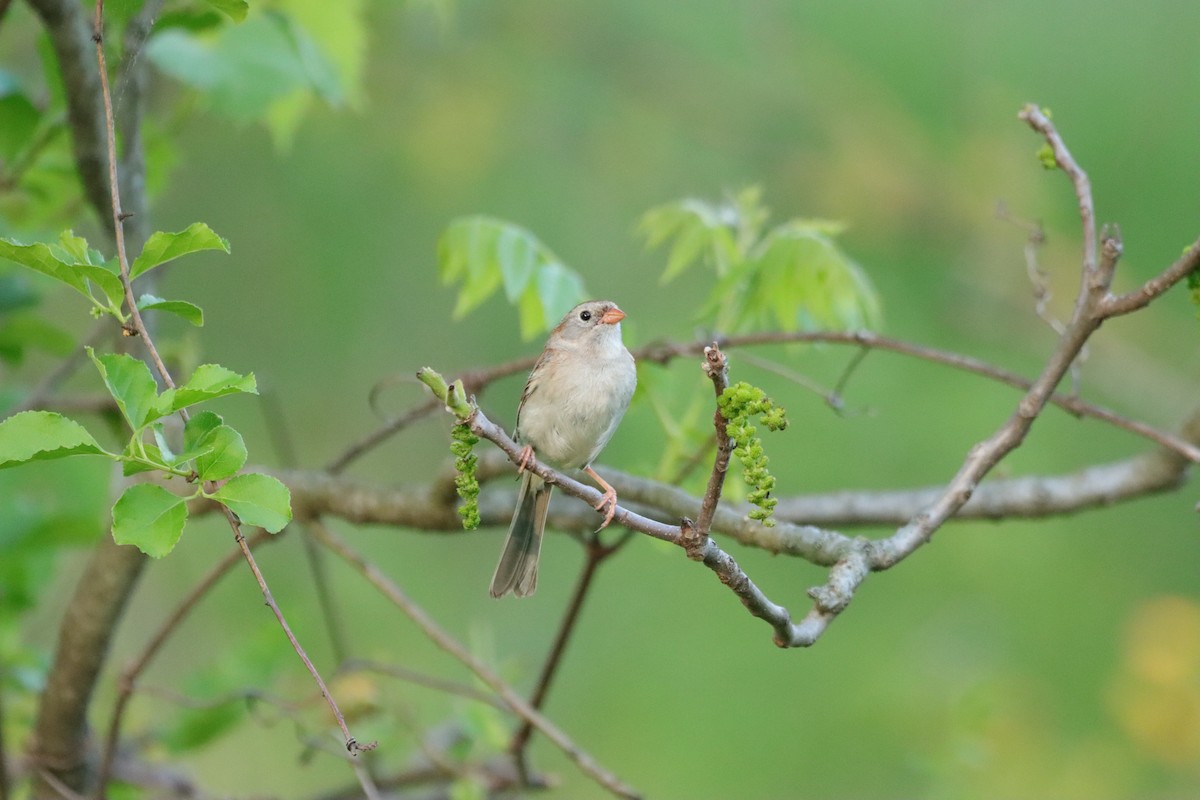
[27,528,148,797]
[23,0,110,225]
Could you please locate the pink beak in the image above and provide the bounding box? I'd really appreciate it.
[601,306,626,325]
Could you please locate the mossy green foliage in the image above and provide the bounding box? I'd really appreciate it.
[717,381,788,526]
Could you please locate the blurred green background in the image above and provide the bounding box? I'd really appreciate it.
[6,0,1200,797]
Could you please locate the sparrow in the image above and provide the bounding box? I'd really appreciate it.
[489,300,637,597]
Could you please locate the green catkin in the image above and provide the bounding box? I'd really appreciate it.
[450,423,481,529]
[717,381,788,526]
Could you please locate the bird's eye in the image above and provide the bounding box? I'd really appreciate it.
[579,310,592,322]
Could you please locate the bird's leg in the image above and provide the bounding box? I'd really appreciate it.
[515,445,535,475]
[584,466,619,529]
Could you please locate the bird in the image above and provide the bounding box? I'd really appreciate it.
[489,300,637,598]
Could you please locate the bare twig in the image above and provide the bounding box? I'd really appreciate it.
[509,531,630,779]
[694,344,732,537]
[637,331,1200,463]
[1101,237,1200,317]
[1018,104,1098,281]
[92,1,172,376]
[310,523,644,800]
[336,659,506,710]
[95,531,274,797]
[87,0,367,770]
[327,355,538,474]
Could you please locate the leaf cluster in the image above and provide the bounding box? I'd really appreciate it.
[437,216,589,340]
[639,186,882,333]
[717,381,788,526]
[0,227,291,558]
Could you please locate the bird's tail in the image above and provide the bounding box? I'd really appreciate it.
[489,471,551,597]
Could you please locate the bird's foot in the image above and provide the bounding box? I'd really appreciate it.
[592,485,618,530]
[515,445,535,475]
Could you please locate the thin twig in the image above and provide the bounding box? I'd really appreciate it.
[336,659,507,710]
[92,0,172,382]
[225,509,375,756]
[1018,104,1098,280]
[95,531,274,797]
[327,355,538,474]
[637,331,1200,463]
[91,0,366,769]
[510,532,628,778]
[694,344,731,537]
[309,523,643,800]
[326,398,440,474]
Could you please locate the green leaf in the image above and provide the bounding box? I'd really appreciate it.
[533,261,586,328]
[210,473,291,532]
[0,236,123,308]
[437,216,586,332]
[130,223,230,280]
[111,483,190,558]
[742,225,881,332]
[496,224,539,301]
[193,425,247,481]
[183,410,223,450]
[0,411,106,469]
[155,364,257,417]
[204,0,249,22]
[639,198,739,283]
[88,348,160,430]
[145,14,343,137]
[1036,143,1057,170]
[137,294,204,326]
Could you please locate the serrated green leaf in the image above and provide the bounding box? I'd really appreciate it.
[130,223,230,280]
[87,349,159,430]
[111,483,189,558]
[0,411,106,469]
[155,364,257,417]
[193,425,247,481]
[203,0,248,22]
[211,473,291,532]
[0,237,122,307]
[137,294,204,326]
